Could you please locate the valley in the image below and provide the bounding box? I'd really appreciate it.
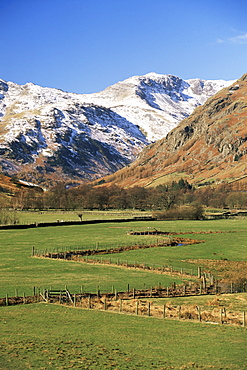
[0,216,246,369]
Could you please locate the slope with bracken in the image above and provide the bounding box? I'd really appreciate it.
[98,74,247,189]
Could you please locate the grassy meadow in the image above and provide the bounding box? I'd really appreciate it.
[0,215,247,369]
[1,303,246,370]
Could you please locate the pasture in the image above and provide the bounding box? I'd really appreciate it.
[0,216,246,369]
[1,303,246,370]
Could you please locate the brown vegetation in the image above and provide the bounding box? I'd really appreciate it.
[98,74,247,189]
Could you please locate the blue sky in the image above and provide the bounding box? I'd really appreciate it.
[1,0,247,94]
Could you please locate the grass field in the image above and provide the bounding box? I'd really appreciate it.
[1,303,246,370]
[0,216,247,369]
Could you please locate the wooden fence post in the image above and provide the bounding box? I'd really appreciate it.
[220,309,223,324]
[197,306,201,322]
[243,311,246,327]
[23,293,26,304]
[74,294,76,307]
[178,305,181,320]
[163,304,166,318]
[210,275,214,285]
[197,266,201,278]
[104,297,107,311]
[133,288,135,299]
[148,302,151,316]
[215,281,218,294]
[119,299,122,313]
[88,295,91,309]
[6,294,8,306]
[136,301,139,315]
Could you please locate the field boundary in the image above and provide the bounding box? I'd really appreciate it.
[1,289,245,328]
[57,295,247,327]
[0,216,155,230]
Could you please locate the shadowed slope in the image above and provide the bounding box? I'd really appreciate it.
[98,74,247,188]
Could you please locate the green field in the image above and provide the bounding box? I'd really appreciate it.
[0,217,247,369]
[1,304,246,370]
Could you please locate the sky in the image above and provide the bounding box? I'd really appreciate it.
[1,0,247,94]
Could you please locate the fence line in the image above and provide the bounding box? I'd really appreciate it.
[32,239,205,278]
[49,292,246,328]
[0,293,43,306]
[1,285,245,327]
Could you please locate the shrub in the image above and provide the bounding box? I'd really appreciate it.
[153,204,204,220]
[0,210,20,225]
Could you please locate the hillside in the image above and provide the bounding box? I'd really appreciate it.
[0,74,232,186]
[98,74,247,188]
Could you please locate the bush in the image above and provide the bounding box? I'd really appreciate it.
[153,204,204,220]
[0,210,20,225]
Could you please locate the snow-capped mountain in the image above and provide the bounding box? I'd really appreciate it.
[83,73,234,141]
[100,74,247,189]
[0,73,234,185]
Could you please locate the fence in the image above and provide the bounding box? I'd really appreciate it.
[32,236,204,278]
[0,293,42,306]
[1,284,245,327]
[44,287,247,327]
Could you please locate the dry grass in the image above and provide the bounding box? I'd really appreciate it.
[187,259,247,284]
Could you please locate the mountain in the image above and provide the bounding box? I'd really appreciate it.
[99,74,247,189]
[0,73,233,185]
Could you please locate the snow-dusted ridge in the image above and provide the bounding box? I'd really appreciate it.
[0,73,234,184]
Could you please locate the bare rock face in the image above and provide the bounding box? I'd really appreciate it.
[0,73,233,185]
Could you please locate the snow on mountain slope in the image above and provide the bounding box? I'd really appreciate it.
[82,73,234,141]
[0,73,234,184]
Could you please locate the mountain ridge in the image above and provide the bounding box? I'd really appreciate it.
[0,73,233,186]
[98,74,247,188]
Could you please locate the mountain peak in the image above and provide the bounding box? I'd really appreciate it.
[101,73,247,188]
[0,73,234,185]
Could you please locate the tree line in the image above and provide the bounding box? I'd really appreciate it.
[3,178,247,215]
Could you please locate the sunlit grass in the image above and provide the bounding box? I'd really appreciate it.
[0,303,246,370]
